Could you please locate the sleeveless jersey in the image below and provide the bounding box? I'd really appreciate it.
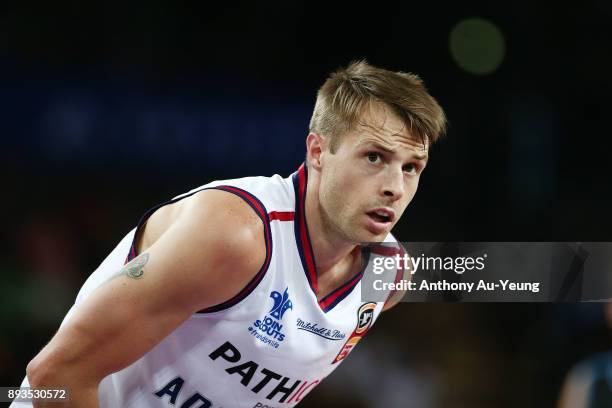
[12,164,402,408]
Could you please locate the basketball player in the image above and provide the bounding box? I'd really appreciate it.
[13,60,446,407]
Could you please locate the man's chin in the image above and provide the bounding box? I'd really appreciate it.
[358,228,389,243]
[336,223,390,245]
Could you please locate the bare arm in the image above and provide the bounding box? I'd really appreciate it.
[26,189,265,407]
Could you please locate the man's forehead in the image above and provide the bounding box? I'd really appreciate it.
[357,103,404,132]
[354,102,428,151]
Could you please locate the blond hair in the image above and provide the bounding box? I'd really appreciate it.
[309,60,447,152]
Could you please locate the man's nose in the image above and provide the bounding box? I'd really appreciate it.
[382,167,404,201]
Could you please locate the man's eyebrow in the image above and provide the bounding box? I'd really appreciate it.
[414,152,429,162]
[361,140,429,162]
[371,142,396,153]
[358,140,396,153]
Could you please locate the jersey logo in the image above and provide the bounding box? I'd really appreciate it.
[249,287,293,348]
[356,304,374,334]
[269,288,293,320]
[332,302,377,364]
[209,341,322,404]
[296,318,346,341]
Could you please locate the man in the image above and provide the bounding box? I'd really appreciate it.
[14,60,446,407]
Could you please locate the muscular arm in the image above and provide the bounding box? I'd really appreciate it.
[26,190,265,407]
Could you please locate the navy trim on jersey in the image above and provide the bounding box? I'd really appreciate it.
[197,186,272,313]
[318,249,371,312]
[293,164,318,296]
[125,201,178,264]
[123,185,272,315]
[292,163,367,313]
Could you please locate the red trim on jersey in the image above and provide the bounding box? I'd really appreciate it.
[293,163,368,313]
[268,211,295,221]
[296,164,319,294]
[318,271,364,310]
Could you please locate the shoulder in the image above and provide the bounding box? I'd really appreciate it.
[197,173,296,214]
[138,187,267,312]
[173,188,266,268]
[185,188,265,251]
[141,186,265,253]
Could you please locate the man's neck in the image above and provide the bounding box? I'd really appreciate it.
[304,173,359,278]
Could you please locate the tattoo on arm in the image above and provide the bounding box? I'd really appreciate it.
[123,252,149,279]
[106,252,150,283]
[122,252,149,279]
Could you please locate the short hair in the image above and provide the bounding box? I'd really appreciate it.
[309,60,447,152]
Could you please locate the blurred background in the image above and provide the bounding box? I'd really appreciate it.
[1,1,611,407]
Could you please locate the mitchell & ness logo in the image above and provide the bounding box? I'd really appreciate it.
[295,318,346,341]
[249,287,293,348]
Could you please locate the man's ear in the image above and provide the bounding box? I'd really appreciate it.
[306,132,325,170]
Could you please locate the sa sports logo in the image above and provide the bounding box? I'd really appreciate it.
[249,288,293,348]
[332,302,376,364]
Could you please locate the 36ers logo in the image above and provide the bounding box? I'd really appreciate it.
[355,303,375,334]
[332,302,376,364]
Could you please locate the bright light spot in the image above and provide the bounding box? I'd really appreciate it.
[449,18,505,75]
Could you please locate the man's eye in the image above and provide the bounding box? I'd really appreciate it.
[367,153,380,163]
[403,164,417,174]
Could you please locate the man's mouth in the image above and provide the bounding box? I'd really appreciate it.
[366,208,395,224]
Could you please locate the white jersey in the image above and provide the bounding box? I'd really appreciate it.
[13,164,402,408]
